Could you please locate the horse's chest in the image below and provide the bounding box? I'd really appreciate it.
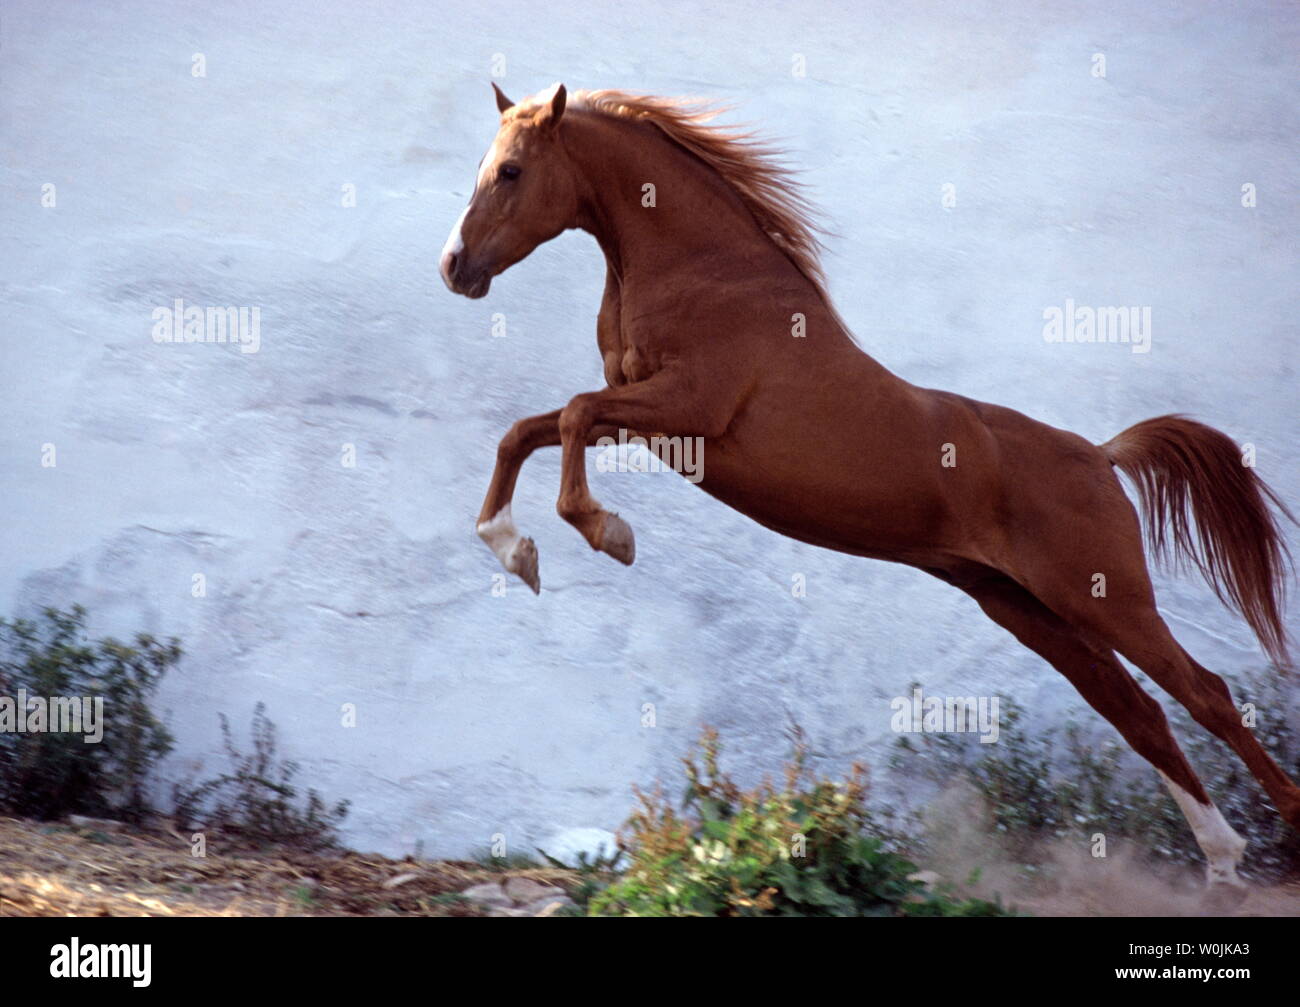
[598,293,661,386]
[607,341,656,384]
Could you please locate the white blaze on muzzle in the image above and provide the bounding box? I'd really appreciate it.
[442,204,468,260]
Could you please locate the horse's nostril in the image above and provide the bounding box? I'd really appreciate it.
[440,249,459,287]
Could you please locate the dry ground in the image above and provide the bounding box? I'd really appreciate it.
[3,814,1297,917]
[917,784,1300,918]
[0,816,577,917]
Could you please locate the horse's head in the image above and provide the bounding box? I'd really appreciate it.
[440,82,577,298]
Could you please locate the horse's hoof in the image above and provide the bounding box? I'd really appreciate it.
[511,536,541,594]
[477,506,540,594]
[600,513,636,566]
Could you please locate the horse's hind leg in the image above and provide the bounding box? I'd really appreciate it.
[952,571,1247,888]
[1012,505,1300,833]
[1101,606,1300,829]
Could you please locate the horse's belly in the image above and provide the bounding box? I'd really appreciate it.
[682,436,952,560]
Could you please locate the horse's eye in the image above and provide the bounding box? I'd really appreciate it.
[500,164,521,181]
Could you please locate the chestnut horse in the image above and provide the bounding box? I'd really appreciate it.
[439,83,1296,889]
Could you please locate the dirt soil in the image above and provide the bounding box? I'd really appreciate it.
[0,816,578,917]
[915,784,1300,918]
[4,814,1297,917]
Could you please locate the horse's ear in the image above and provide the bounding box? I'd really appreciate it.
[492,82,514,113]
[535,82,567,129]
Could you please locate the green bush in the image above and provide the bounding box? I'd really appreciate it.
[0,606,178,821]
[589,728,1016,917]
[171,701,349,852]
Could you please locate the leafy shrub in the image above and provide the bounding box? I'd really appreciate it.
[171,702,349,852]
[589,728,1016,916]
[0,606,178,821]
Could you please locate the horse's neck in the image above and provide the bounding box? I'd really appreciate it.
[564,110,871,365]
[566,113,773,282]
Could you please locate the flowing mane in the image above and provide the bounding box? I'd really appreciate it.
[572,89,830,295]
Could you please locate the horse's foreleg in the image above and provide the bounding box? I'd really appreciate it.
[477,410,618,592]
[555,370,732,564]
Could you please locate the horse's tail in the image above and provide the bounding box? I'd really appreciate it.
[1102,414,1295,667]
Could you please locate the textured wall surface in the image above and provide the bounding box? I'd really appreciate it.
[2,1,1296,857]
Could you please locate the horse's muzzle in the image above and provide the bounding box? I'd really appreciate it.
[440,250,491,299]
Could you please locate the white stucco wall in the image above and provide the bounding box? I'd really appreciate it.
[2,0,1296,857]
